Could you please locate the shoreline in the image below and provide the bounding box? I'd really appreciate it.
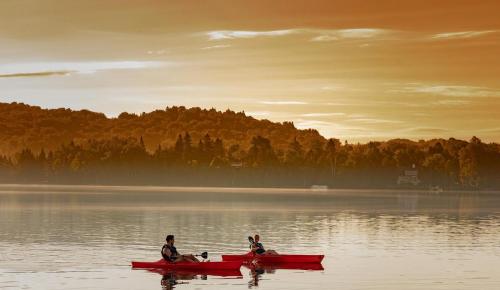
[0,183,498,195]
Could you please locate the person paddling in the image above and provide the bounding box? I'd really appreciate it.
[250,234,278,255]
[161,235,200,263]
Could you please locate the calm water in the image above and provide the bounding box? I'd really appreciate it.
[1,185,500,290]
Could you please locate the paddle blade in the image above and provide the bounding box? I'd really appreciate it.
[201,252,208,259]
[248,236,254,244]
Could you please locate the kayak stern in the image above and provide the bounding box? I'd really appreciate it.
[131,259,242,270]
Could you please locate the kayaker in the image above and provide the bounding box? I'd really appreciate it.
[161,235,199,263]
[251,234,278,255]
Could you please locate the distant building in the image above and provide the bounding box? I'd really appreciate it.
[310,185,328,191]
[397,164,420,186]
[230,161,243,169]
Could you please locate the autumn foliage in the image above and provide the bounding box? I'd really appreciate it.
[1,102,499,189]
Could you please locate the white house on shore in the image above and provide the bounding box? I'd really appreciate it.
[397,164,420,186]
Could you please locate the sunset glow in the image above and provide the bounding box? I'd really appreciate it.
[1,0,499,142]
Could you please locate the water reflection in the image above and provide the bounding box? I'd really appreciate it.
[147,269,242,290]
[1,186,500,290]
[248,267,265,288]
[246,263,324,288]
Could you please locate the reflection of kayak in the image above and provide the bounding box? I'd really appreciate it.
[146,268,243,277]
[131,260,242,270]
[222,252,324,263]
[245,262,324,271]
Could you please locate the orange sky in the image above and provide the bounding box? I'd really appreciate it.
[1,0,499,142]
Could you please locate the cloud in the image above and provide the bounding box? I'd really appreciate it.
[321,85,343,91]
[294,119,368,138]
[0,61,168,78]
[0,71,72,78]
[207,29,296,40]
[325,102,354,106]
[396,84,500,97]
[259,100,308,105]
[245,111,270,117]
[300,112,345,117]
[401,127,451,134]
[432,99,471,106]
[477,127,500,134]
[295,120,334,127]
[431,30,498,40]
[201,44,231,50]
[204,28,495,44]
[311,28,389,42]
[311,35,339,42]
[147,50,167,55]
[205,28,390,42]
[349,118,403,124]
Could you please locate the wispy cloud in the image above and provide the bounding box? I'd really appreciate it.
[0,71,72,78]
[321,85,343,91]
[201,44,231,50]
[477,127,500,133]
[398,84,500,97]
[432,99,471,106]
[245,111,270,117]
[204,28,497,44]
[295,120,334,127]
[325,102,354,106]
[207,29,296,40]
[431,30,498,40]
[147,50,167,55]
[400,127,451,134]
[205,28,391,41]
[349,118,404,124]
[259,101,308,105]
[0,61,168,78]
[300,112,345,117]
[294,119,367,138]
[311,28,389,42]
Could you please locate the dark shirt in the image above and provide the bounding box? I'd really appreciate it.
[161,244,179,262]
[252,242,265,255]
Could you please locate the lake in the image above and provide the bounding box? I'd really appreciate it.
[1,185,500,290]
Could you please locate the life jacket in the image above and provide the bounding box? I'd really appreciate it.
[250,242,266,254]
[161,244,178,262]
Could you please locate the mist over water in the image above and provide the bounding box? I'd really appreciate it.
[1,186,500,290]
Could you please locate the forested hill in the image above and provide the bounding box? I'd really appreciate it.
[1,102,500,189]
[0,102,324,155]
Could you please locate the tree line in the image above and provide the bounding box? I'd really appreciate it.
[1,134,499,189]
[0,102,323,156]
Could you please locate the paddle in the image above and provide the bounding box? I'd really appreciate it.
[248,236,255,251]
[194,252,208,259]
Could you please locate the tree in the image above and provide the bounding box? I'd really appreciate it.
[325,138,341,177]
[183,132,192,161]
[247,136,277,167]
[458,137,482,188]
[285,137,304,167]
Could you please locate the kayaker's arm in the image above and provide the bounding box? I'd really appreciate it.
[250,243,263,254]
[163,247,174,261]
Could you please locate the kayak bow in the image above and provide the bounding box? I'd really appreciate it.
[222,252,324,264]
[131,259,242,270]
[244,262,324,271]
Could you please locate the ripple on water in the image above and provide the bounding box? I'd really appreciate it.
[1,188,500,289]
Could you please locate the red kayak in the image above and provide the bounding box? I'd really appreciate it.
[222,252,324,264]
[245,262,324,271]
[131,259,242,270]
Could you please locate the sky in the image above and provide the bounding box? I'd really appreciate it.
[1,0,499,142]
